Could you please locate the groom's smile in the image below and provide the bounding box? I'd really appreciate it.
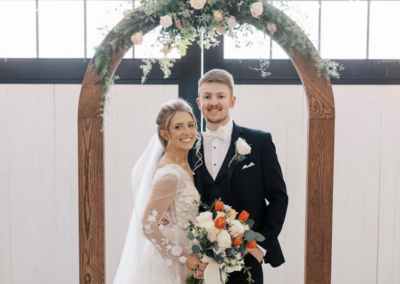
[197,82,236,129]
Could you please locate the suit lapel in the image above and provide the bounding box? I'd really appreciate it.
[191,136,205,200]
[227,121,243,195]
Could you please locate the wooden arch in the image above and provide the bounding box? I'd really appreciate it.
[78,5,335,284]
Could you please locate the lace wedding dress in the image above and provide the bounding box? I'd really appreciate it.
[141,164,200,283]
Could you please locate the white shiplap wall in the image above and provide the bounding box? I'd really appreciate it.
[0,84,399,284]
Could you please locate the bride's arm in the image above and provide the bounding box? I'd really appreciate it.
[141,172,193,265]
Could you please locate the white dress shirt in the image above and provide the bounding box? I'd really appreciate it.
[203,119,233,180]
[203,119,267,257]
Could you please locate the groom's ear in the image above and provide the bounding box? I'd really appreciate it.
[229,96,236,108]
[196,97,201,109]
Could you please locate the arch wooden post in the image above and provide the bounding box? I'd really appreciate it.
[78,7,335,284]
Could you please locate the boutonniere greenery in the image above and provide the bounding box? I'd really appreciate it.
[229,137,251,167]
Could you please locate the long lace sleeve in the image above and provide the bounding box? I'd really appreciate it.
[141,167,189,265]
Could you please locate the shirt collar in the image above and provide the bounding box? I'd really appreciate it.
[205,118,233,142]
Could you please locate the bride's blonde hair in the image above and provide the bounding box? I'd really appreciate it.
[156,99,201,153]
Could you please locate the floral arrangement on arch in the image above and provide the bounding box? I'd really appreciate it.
[93,0,343,119]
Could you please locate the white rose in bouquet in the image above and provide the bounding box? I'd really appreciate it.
[130,32,143,45]
[228,220,245,237]
[236,137,251,155]
[201,220,215,232]
[123,9,133,19]
[160,15,173,28]
[215,211,225,220]
[217,230,232,248]
[196,211,213,225]
[225,16,237,29]
[250,2,263,18]
[243,224,250,231]
[190,0,206,9]
[207,227,219,242]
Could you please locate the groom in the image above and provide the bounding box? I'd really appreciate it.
[189,69,289,284]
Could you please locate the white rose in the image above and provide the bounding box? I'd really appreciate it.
[217,230,232,248]
[236,137,251,155]
[228,220,245,237]
[250,2,263,18]
[161,44,172,55]
[123,9,133,19]
[214,10,223,21]
[225,16,237,29]
[196,211,213,225]
[200,220,215,232]
[216,25,226,35]
[130,32,143,45]
[207,228,218,242]
[160,15,173,28]
[198,26,206,33]
[190,0,207,9]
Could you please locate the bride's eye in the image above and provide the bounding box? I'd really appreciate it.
[189,124,195,128]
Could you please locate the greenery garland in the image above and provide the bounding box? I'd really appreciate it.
[92,0,343,121]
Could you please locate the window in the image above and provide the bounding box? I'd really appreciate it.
[39,1,84,58]
[369,1,400,59]
[321,1,368,59]
[0,1,36,58]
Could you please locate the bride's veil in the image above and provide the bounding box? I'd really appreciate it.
[113,134,167,283]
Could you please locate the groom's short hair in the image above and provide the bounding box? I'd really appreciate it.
[198,69,234,96]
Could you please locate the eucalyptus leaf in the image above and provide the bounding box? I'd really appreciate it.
[254,232,266,242]
[192,245,201,254]
[244,230,255,242]
[187,232,195,240]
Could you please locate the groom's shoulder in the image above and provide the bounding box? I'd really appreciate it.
[239,125,271,140]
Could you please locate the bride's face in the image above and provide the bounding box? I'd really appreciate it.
[163,111,197,151]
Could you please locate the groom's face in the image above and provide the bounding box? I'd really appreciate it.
[197,82,236,126]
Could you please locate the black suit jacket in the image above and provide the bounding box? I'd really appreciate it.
[188,121,289,267]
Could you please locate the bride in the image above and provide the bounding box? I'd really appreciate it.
[113,99,207,284]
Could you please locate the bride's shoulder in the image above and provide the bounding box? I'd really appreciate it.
[153,163,182,181]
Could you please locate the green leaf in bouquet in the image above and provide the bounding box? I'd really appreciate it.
[187,232,195,240]
[192,245,201,254]
[213,242,219,251]
[254,232,266,242]
[244,230,256,242]
[245,219,255,229]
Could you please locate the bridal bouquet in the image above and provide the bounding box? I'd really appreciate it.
[185,199,265,284]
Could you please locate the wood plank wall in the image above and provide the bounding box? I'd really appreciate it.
[0,84,399,284]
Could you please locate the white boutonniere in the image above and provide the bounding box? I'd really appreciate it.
[228,137,251,167]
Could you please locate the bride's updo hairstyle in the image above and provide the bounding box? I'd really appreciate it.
[156,99,201,152]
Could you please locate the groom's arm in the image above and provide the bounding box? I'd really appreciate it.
[257,132,289,253]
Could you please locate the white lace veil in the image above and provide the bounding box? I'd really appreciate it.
[113,134,169,284]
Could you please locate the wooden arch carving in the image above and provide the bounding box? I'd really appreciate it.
[78,5,335,284]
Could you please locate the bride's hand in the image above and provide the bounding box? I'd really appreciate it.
[185,255,207,278]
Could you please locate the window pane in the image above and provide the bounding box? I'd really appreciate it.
[39,1,84,58]
[224,25,270,59]
[369,1,400,59]
[134,26,181,59]
[272,1,319,59]
[321,1,368,59]
[0,1,36,58]
[87,1,133,59]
